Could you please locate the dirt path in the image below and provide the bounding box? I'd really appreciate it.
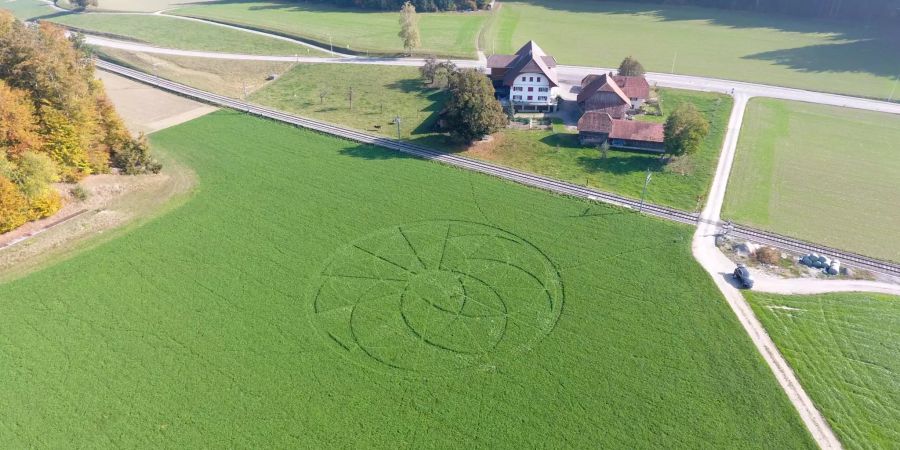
[693,94,843,448]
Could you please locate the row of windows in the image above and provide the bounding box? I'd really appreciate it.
[513,87,551,92]
[520,76,543,83]
[511,95,550,101]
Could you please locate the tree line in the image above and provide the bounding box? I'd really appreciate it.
[0,12,158,233]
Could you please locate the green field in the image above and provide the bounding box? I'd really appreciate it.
[0,111,813,447]
[48,13,327,56]
[747,292,900,448]
[486,1,900,99]
[1,0,56,19]
[172,1,487,58]
[722,99,900,261]
[462,89,731,211]
[85,0,212,12]
[249,63,446,140]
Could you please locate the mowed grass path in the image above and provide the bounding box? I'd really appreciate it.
[488,1,900,99]
[722,99,900,261]
[0,112,813,447]
[172,1,486,58]
[747,292,900,448]
[48,13,328,56]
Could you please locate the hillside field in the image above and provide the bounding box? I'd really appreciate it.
[173,1,487,58]
[486,1,900,99]
[0,111,813,447]
[48,13,328,56]
[722,98,900,262]
[747,292,900,448]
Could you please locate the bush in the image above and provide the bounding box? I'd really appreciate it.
[26,189,62,220]
[755,246,781,265]
[0,176,28,233]
[70,184,89,201]
[112,135,162,175]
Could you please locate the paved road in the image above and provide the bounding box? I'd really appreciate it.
[80,34,900,115]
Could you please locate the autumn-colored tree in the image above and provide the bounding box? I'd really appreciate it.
[12,151,58,198]
[0,81,42,157]
[0,175,28,233]
[40,104,91,181]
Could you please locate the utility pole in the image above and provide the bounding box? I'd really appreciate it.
[395,116,402,140]
[329,34,333,55]
[670,52,677,74]
[889,75,899,102]
[348,86,353,110]
[639,169,652,213]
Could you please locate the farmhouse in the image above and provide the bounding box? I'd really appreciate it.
[487,41,559,112]
[577,111,665,153]
[576,72,663,152]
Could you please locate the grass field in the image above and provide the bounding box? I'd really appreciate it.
[1,0,56,19]
[172,1,487,58]
[722,99,900,262]
[249,63,446,140]
[86,0,212,12]
[0,111,814,447]
[48,13,328,56]
[462,90,732,211]
[486,1,900,99]
[746,292,900,448]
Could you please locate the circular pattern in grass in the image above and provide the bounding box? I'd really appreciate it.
[311,220,564,373]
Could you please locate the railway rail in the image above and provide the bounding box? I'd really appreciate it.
[94,59,900,278]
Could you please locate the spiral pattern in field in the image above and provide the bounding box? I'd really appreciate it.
[310,220,563,372]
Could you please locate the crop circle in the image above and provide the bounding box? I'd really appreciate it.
[310,220,563,373]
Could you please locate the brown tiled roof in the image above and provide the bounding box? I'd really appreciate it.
[577,111,614,133]
[577,73,630,105]
[488,41,559,87]
[612,75,650,100]
[609,120,664,142]
[578,112,664,143]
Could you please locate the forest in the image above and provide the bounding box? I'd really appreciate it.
[0,12,158,234]
[320,0,899,22]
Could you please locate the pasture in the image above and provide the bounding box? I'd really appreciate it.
[49,13,327,56]
[1,0,55,19]
[747,292,900,449]
[486,1,900,99]
[0,111,813,447]
[172,1,487,58]
[722,99,900,261]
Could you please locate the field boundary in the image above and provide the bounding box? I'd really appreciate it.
[93,59,900,278]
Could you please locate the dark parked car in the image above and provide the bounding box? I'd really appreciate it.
[733,264,754,289]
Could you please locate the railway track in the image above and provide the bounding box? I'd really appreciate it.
[95,59,900,278]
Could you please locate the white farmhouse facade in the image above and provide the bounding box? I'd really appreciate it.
[487,41,560,112]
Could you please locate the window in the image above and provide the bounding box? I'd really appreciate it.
[611,139,625,147]
[538,96,547,101]
[537,77,542,82]
[527,96,533,101]
[521,76,526,82]
[513,95,522,100]
[527,87,534,92]
[513,86,523,92]
[529,77,534,82]
[538,87,549,92]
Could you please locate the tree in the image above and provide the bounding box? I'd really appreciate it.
[72,0,98,9]
[0,175,28,233]
[664,103,710,156]
[599,141,610,159]
[435,60,457,87]
[111,134,161,175]
[11,151,58,198]
[318,88,329,104]
[398,1,421,55]
[443,69,507,143]
[420,56,438,85]
[618,56,645,77]
[0,81,42,157]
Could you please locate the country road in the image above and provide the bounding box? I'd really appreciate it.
[79,34,900,115]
